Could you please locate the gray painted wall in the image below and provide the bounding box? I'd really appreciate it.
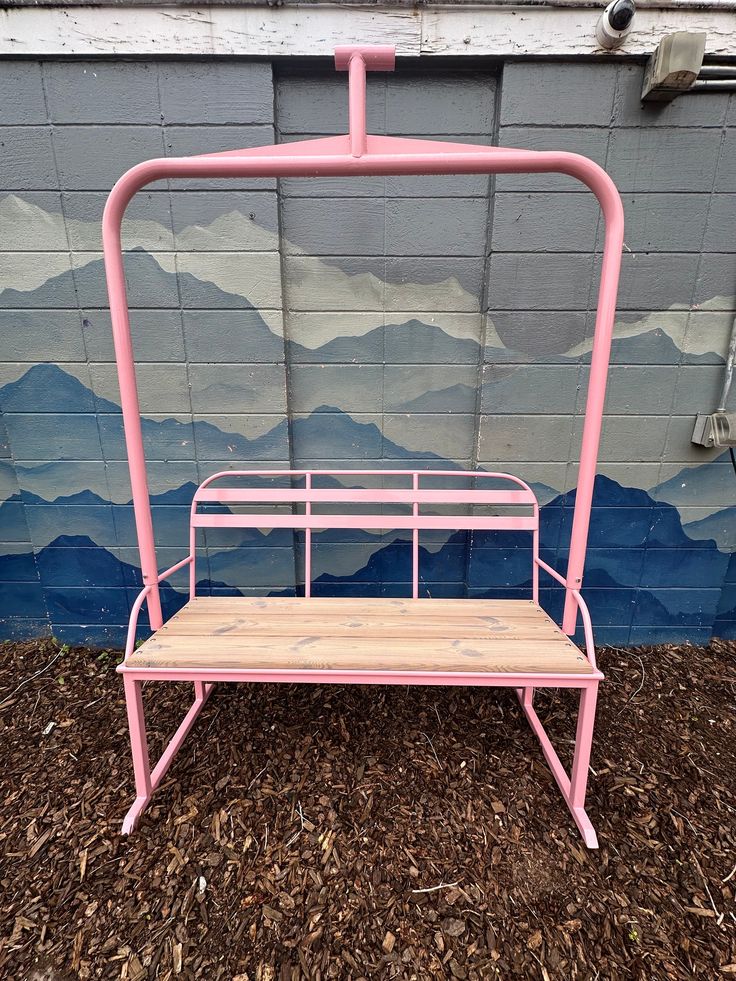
[0,57,735,646]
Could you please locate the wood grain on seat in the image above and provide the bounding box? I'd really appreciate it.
[126,597,594,675]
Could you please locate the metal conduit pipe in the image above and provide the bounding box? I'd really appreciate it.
[717,316,736,414]
[691,80,736,91]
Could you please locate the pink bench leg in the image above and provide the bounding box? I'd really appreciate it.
[122,676,152,834]
[517,681,600,849]
[121,677,215,834]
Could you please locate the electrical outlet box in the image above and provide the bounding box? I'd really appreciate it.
[641,32,706,103]
[692,412,736,448]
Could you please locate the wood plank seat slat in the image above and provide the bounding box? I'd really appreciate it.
[127,597,593,675]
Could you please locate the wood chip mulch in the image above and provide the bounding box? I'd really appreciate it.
[0,637,734,980]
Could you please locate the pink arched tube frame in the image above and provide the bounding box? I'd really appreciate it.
[102,140,623,636]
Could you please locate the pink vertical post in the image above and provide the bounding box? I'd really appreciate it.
[532,503,539,603]
[304,472,312,598]
[335,45,396,160]
[570,683,598,807]
[123,675,151,798]
[348,52,367,158]
[562,178,624,633]
[102,193,163,629]
[412,472,419,599]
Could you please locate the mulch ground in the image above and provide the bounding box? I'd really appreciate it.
[0,638,734,981]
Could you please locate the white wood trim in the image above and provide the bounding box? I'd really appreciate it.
[1,3,735,58]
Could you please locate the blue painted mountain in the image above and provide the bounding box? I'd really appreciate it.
[289,319,482,365]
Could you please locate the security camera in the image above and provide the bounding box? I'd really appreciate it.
[596,0,636,50]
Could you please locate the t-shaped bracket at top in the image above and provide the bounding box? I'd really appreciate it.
[334,45,396,158]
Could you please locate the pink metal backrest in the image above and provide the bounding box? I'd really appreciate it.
[189,469,539,601]
[102,44,624,636]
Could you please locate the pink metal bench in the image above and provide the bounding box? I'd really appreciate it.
[104,45,624,848]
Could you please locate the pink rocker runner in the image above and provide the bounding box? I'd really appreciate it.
[103,45,624,848]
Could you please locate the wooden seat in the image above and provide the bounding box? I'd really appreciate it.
[126,596,593,676]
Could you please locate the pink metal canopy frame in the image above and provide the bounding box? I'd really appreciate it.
[103,46,624,847]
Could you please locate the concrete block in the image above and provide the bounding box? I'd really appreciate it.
[282,197,386,255]
[282,255,384,312]
[715,129,736,192]
[170,190,279,249]
[3,412,103,461]
[0,252,76,308]
[287,312,384,363]
[53,125,166,191]
[0,127,57,190]
[641,547,729,588]
[501,62,617,127]
[613,64,727,128]
[386,171,490,199]
[607,128,721,193]
[387,74,496,134]
[693,254,736,307]
[579,364,677,415]
[188,363,287,413]
[0,62,47,124]
[631,587,720,627]
[610,193,710,253]
[289,364,383,413]
[683,311,732,365]
[277,73,385,135]
[487,253,594,310]
[0,362,94,412]
[485,310,587,363]
[496,126,610,193]
[481,364,580,414]
[385,314,482,364]
[386,198,487,257]
[71,251,179,308]
[609,251,700,310]
[703,194,736,253]
[90,362,191,413]
[672,364,728,414]
[663,415,725,463]
[291,412,383,460]
[383,413,475,460]
[492,192,598,253]
[82,308,186,363]
[479,414,574,463]
[0,310,85,362]
[99,414,196,462]
[24,502,116,548]
[62,190,174,251]
[163,125,276,190]
[572,413,669,462]
[183,309,284,363]
[0,192,66,250]
[190,415,290,461]
[159,61,273,125]
[177,251,283,310]
[384,257,484,311]
[384,364,478,413]
[45,61,160,124]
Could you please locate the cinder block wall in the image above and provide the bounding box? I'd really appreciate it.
[0,58,734,647]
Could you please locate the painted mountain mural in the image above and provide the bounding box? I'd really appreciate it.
[1,196,735,646]
[1,360,733,648]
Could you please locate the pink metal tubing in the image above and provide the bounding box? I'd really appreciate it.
[195,468,537,489]
[103,147,623,637]
[124,556,193,660]
[191,513,538,532]
[348,53,367,158]
[535,556,598,669]
[518,681,600,848]
[118,665,603,686]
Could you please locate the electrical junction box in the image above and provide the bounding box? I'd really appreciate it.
[641,32,706,103]
[692,412,736,448]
